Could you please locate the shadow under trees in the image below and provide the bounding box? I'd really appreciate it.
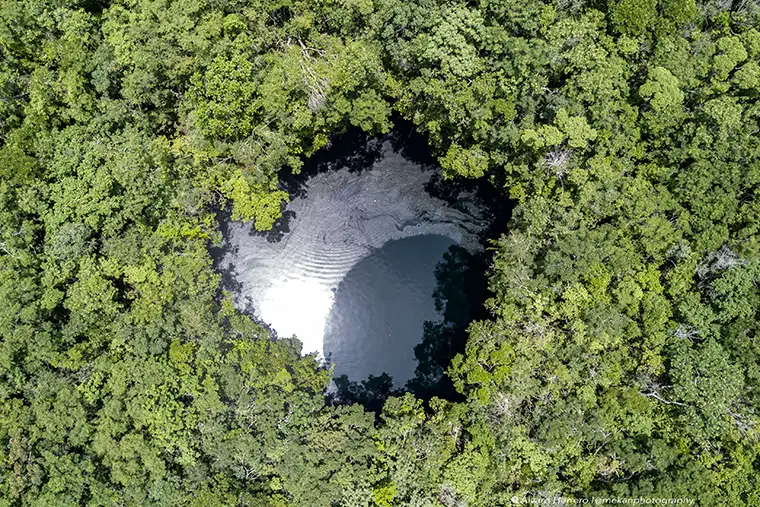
[328,243,493,412]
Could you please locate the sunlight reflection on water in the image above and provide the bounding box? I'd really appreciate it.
[257,278,335,356]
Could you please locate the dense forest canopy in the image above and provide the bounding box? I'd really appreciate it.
[1,0,759,505]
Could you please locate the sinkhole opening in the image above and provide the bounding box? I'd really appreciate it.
[212,121,513,406]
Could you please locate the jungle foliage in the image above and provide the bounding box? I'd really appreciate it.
[1,0,759,505]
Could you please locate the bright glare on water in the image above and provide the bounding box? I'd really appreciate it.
[257,278,335,356]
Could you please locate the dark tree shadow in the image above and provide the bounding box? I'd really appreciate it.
[407,321,466,401]
[325,243,494,411]
[386,114,438,169]
[208,208,241,293]
[328,373,403,415]
[278,114,444,203]
[423,171,479,206]
[406,245,491,401]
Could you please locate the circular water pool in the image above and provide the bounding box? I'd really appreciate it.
[217,140,487,384]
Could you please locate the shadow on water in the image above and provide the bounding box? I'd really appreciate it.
[208,213,241,293]
[240,126,386,243]
[279,127,384,201]
[331,373,402,414]
[276,113,437,204]
[323,234,457,388]
[406,245,492,401]
[386,116,438,169]
[328,243,491,411]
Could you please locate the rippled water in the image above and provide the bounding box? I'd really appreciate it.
[218,139,487,383]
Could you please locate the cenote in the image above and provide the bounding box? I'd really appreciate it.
[214,127,504,393]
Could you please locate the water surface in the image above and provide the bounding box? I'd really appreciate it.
[218,140,487,383]
[324,235,456,384]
